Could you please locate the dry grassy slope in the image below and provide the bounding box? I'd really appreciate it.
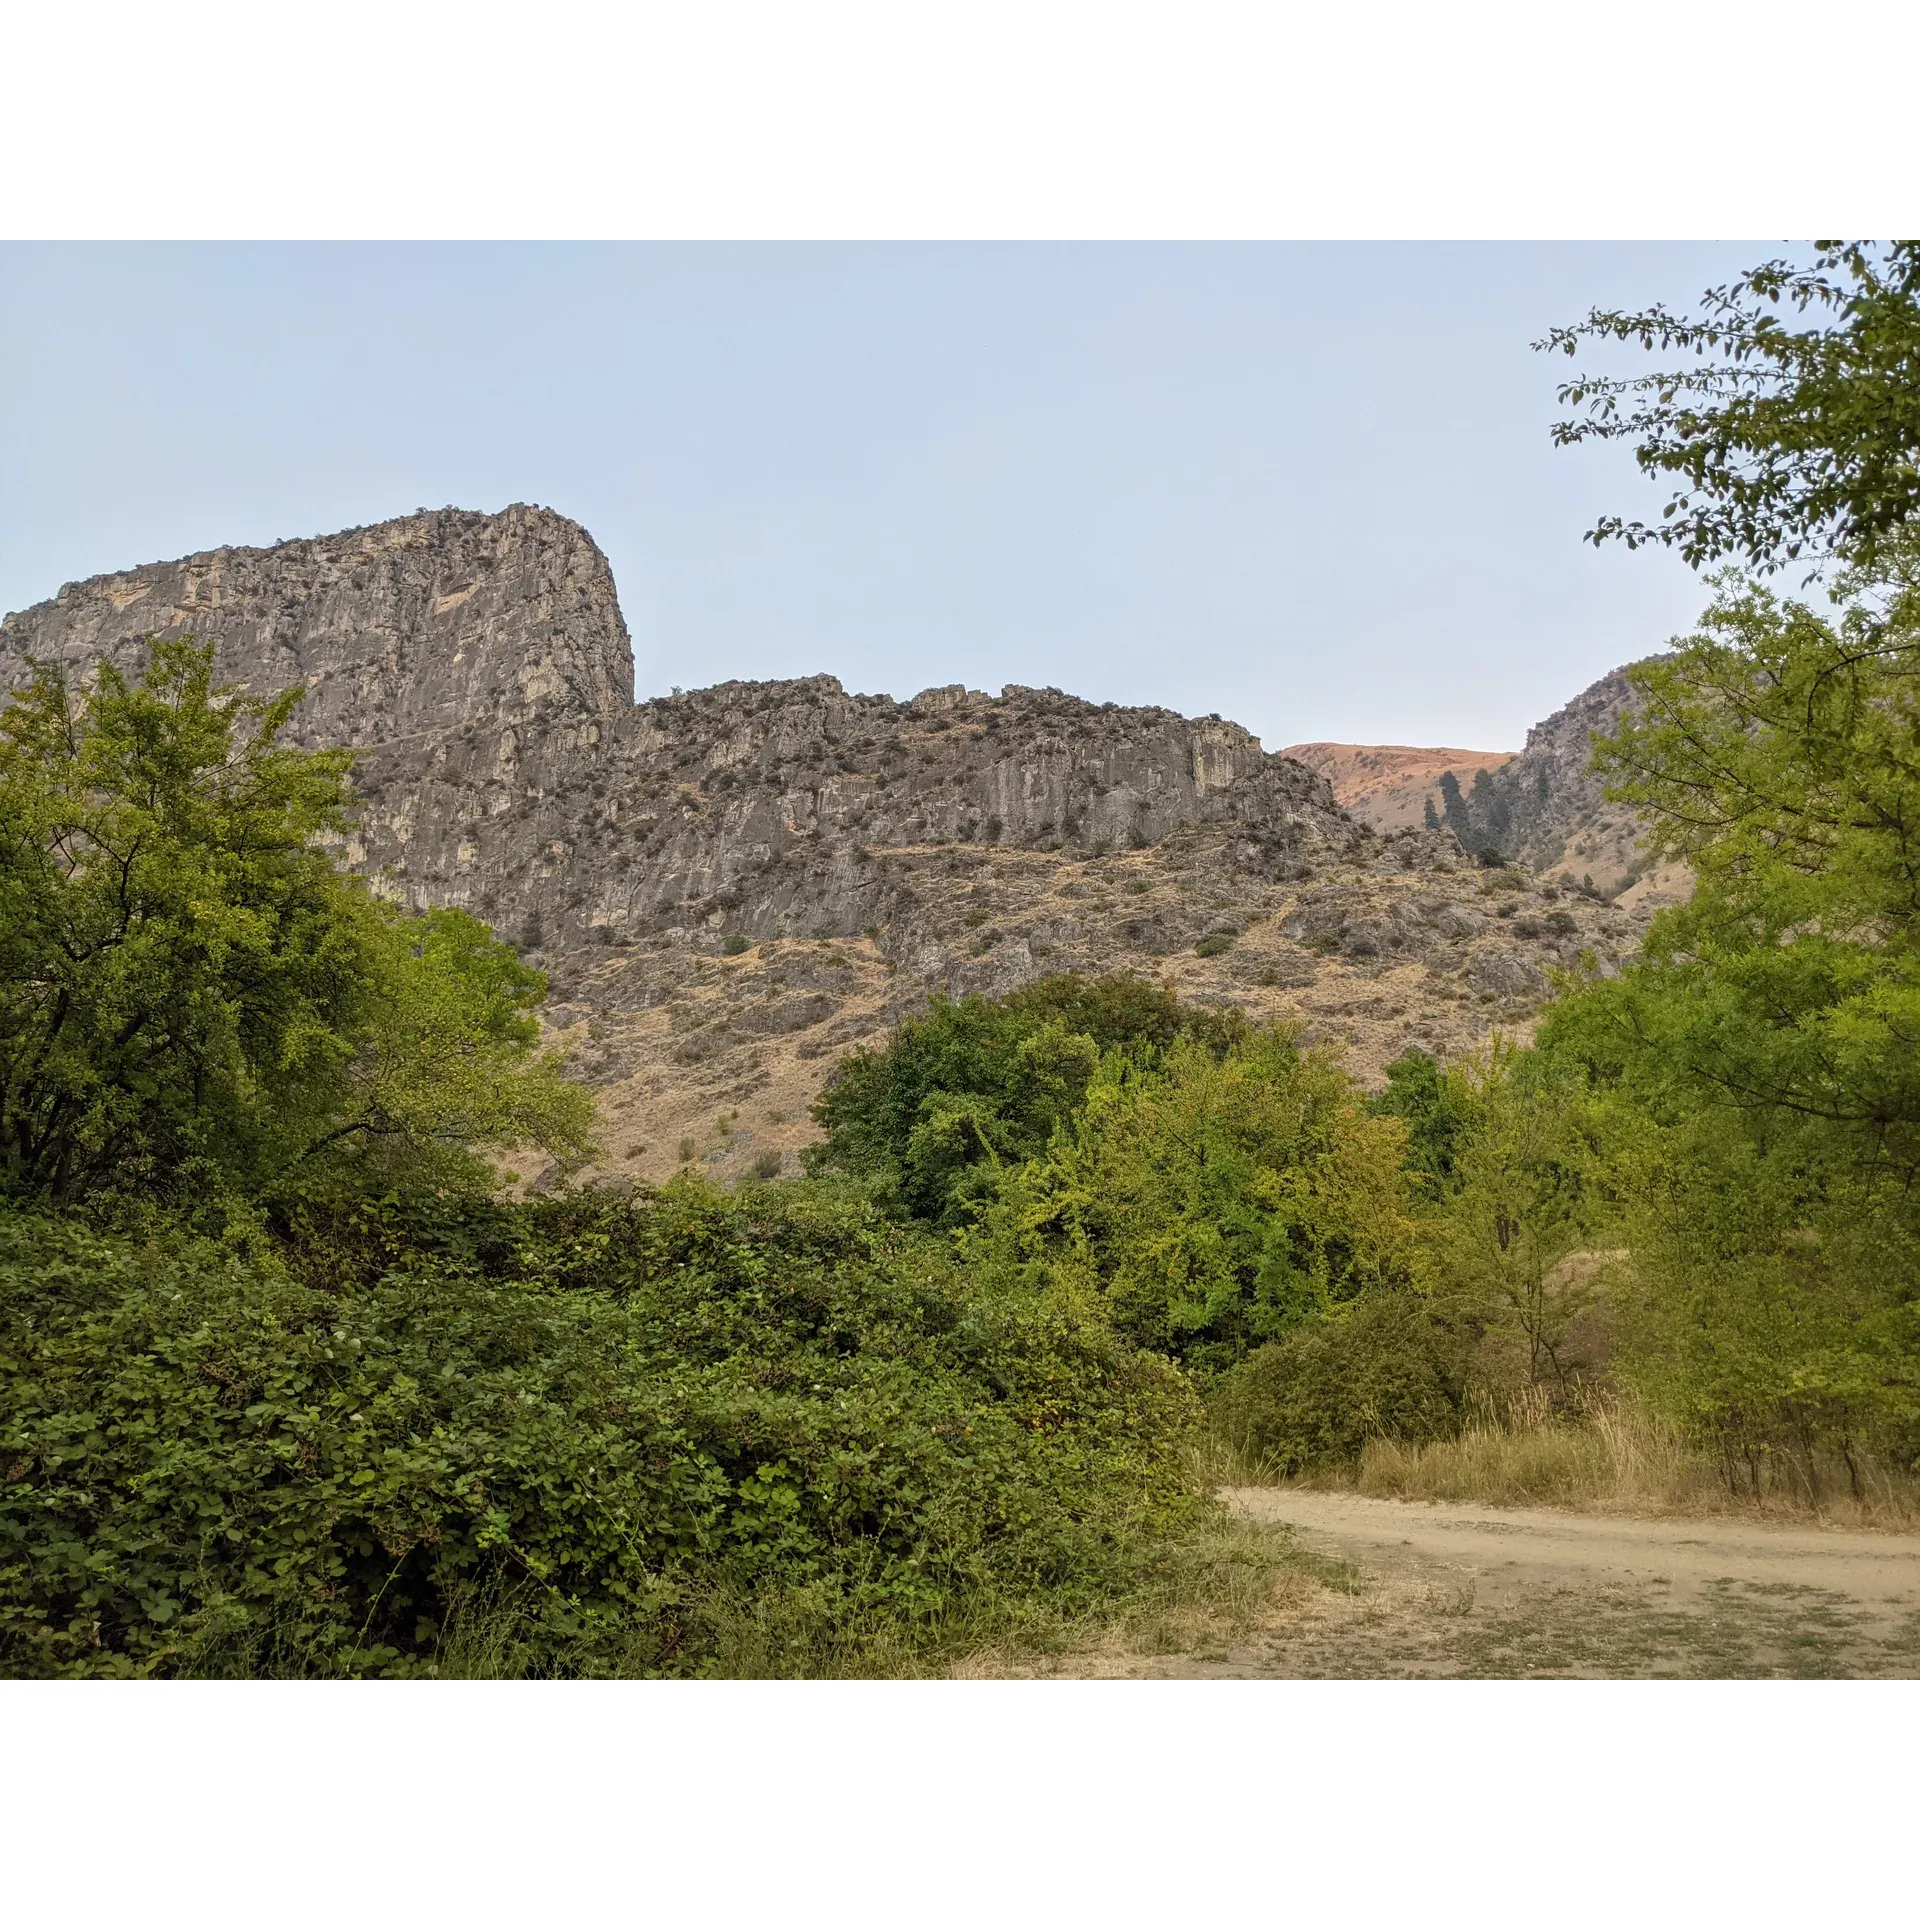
[1283,742,1516,833]
[532,822,1651,1190]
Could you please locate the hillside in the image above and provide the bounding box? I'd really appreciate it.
[1282,742,1516,833]
[1415,663,1689,909]
[1,506,1659,1184]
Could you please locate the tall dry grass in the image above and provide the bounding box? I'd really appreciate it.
[1310,1387,1920,1530]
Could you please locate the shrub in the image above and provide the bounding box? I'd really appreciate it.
[1209,1290,1470,1474]
[722,935,752,957]
[1590,1109,1920,1483]
[1193,931,1235,958]
[0,639,591,1212]
[969,1033,1426,1373]
[1369,1049,1476,1193]
[0,1185,1203,1677]
[808,975,1245,1226]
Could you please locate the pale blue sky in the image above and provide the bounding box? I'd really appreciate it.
[1,243,1767,749]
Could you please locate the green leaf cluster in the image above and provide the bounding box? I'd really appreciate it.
[0,1181,1201,1677]
[0,640,594,1216]
[1542,241,1920,572]
[963,1032,1427,1374]
[808,973,1244,1226]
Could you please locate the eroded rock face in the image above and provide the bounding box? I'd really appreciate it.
[1,505,634,754]
[488,673,1360,955]
[1458,665,1650,886]
[0,505,1650,1180]
[1,508,1363,956]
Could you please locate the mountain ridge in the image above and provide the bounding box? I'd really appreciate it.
[0,506,1658,1184]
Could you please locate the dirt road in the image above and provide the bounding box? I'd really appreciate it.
[1157,1490,1920,1678]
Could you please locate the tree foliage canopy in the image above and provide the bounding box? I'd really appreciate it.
[0,640,593,1212]
[968,1032,1424,1373]
[1564,556,1920,1188]
[1524,543,1920,1461]
[1541,241,1920,574]
[809,973,1243,1226]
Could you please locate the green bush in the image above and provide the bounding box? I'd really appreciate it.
[1192,932,1235,958]
[722,935,752,957]
[1208,1290,1469,1474]
[969,1033,1426,1373]
[0,1181,1202,1677]
[808,974,1244,1226]
[1590,1109,1920,1479]
[1368,1048,1477,1193]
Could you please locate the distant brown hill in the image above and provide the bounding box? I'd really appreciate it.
[1287,676,1691,912]
[1282,742,1516,833]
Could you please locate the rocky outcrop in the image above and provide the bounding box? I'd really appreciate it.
[425,673,1362,958]
[1478,666,1644,876]
[1,506,633,754]
[1,510,1364,958]
[0,505,1654,1183]
[1414,663,1681,898]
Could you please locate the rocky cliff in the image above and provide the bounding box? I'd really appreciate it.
[1,506,1653,1184]
[1434,663,1689,908]
[3,510,1362,951]
[1,505,633,754]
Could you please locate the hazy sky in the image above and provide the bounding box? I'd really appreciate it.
[1,243,1769,750]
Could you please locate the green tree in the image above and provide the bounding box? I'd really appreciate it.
[1534,557,1920,1459]
[1369,1047,1475,1193]
[1541,241,1920,573]
[1521,240,1920,1469]
[0,640,593,1211]
[1569,558,1920,1188]
[808,974,1242,1225]
[1439,1049,1611,1390]
[968,1032,1425,1372]
[1467,766,1512,850]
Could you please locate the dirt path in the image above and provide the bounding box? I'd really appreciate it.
[1140,1491,1920,1679]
